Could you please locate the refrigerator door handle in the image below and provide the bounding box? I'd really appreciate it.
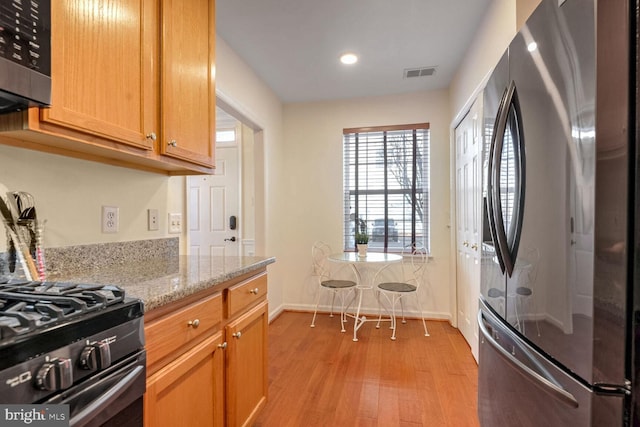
[478,310,579,408]
[486,85,509,274]
[489,81,526,277]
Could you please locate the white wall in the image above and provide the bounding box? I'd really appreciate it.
[281,90,453,320]
[0,142,180,251]
[215,36,286,317]
[449,0,517,120]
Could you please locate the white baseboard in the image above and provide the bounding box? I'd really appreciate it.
[280,302,451,322]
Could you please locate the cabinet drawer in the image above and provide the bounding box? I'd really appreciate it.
[145,292,222,369]
[226,273,267,318]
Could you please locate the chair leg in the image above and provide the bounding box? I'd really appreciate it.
[338,290,349,333]
[399,297,407,324]
[414,292,429,336]
[352,288,365,342]
[329,291,336,318]
[375,289,383,329]
[310,286,323,328]
[532,297,541,337]
[514,295,524,334]
[390,294,398,341]
[376,291,391,329]
[523,295,541,337]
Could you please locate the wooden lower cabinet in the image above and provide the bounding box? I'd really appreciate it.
[143,270,269,427]
[225,300,269,427]
[144,332,225,427]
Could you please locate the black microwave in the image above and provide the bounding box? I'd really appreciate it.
[0,0,51,113]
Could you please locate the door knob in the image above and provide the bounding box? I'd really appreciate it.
[224,237,236,242]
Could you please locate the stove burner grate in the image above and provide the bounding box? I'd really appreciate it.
[0,280,126,338]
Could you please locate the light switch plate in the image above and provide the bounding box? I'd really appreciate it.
[168,213,182,234]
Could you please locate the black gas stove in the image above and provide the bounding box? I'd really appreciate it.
[0,278,145,426]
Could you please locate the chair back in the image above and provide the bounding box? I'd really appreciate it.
[374,243,428,288]
[517,246,539,289]
[311,241,332,281]
[403,244,428,289]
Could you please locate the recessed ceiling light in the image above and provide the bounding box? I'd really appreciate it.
[527,42,538,52]
[340,53,358,65]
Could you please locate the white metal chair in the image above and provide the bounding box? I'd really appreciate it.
[310,241,358,332]
[374,244,429,340]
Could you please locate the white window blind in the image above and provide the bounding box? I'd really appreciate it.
[343,124,430,253]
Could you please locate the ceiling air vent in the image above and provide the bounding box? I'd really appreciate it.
[403,66,437,79]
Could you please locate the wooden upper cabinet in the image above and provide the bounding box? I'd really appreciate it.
[43,0,157,150]
[160,0,216,168]
[0,0,216,175]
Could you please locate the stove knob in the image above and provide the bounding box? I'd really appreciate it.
[36,358,73,391]
[80,341,112,371]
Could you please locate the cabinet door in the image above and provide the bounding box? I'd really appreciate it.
[226,300,268,427]
[160,0,216,167]
[42,0,157,150]
[144,332,224,427]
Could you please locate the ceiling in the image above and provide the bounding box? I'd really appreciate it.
[216,0,492,103]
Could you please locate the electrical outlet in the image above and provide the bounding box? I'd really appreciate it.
[148,209,159,231]
[102,206,119,233]
[168,213,182,233]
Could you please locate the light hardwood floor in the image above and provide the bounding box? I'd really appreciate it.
[254,311,480,427]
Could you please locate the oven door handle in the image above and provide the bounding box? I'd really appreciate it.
[70,365,144,427]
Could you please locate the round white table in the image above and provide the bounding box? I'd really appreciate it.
[328,252,402,341]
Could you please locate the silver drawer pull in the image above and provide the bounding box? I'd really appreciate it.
[168,139,177,147]
[146,132,157,141]
[218,342,227,350]
[187,319,200,328]
[249,288,259,295]
[232,332,242,339]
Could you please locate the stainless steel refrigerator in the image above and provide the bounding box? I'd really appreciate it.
[477,0,638,425]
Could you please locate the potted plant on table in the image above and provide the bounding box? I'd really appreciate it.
[355,232,369,257]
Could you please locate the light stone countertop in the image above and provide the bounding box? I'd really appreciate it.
[49,255,276,312]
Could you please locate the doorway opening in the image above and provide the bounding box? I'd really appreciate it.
[187,99,263,257]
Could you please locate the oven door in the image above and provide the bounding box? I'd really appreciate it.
[43,350,146,427]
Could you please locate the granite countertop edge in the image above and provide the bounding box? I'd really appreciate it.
[141,257,276,311]
[48,255,276,313]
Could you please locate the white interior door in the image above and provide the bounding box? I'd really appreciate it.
[455,97,483,361]
[188,145,240,257]
[568,153,594,319]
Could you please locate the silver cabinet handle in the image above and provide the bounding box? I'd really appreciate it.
[146,132,157,141]
[187,319,200,328]
[471,244,478,251]
[218,342,227,350]
[168,140,177,147]
[249,288,259,295]
[232,331,242,339]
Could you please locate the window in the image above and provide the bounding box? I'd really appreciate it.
[343,123,430,253]
[216,128,236,143]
